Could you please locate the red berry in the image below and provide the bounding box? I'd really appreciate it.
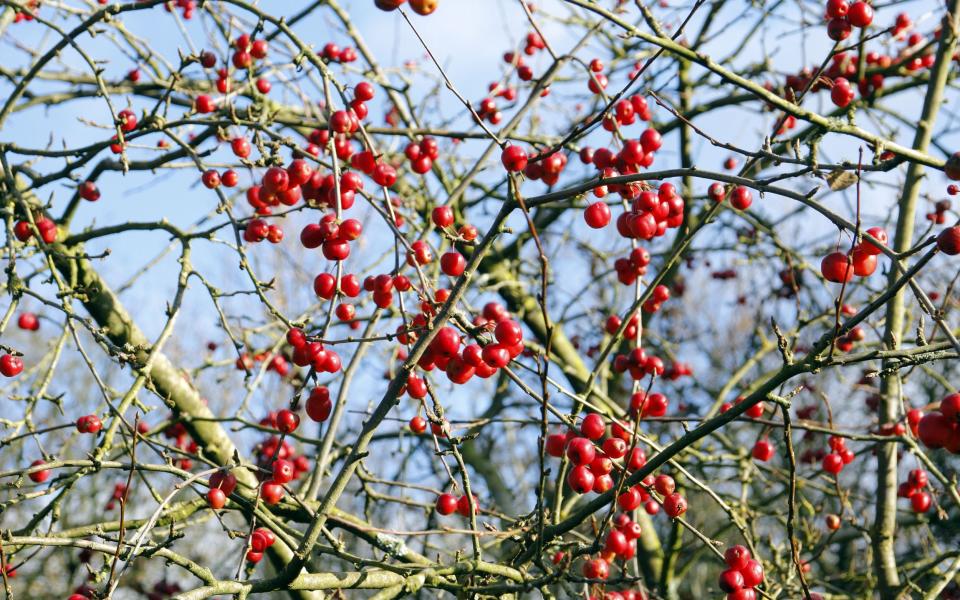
[937,226,960,255]
[579,413,605,440]
[662,492,687,518]
[494,319,523,346]
[862,226,888,254]
[17,312,39,331]
[851,246,877,276]
[718,569,745,593]
[847,1,874,27]
[272,459,295,484]
[76,415,102,434]
[821,252,853,283]
[231,137,251,158]
[409,415,427,433]
[432,206,454,228]
[740,559,764,587]
[827,17,852,40]
[306,386,332,422]
[584,201,611,228]
[201,169,221,189]
[826,0,848,18]
[372,163,397,187]
[436,493,458,515]
[79,181,101,201]
[207,488,226,509]
[730,186,752,210]
[566,437,596,466]
[276,409,300,434]
[752,438,774,461]
[822,453,844,474]
[0,355,23,377]
[501,145,528,172]
[654,474,675,496]
[195,94,216,113]
[210,470,237,496]
[910,490,932,513]
[918,411,953,449]
[582,558,609,580]
[724,545,751,570]
[261,481,284,505]
[440,251,466,277]
[28,459,50,483]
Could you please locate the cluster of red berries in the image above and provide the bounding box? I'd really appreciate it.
[105,482,128,510]
[546,416,645,495]
[585,126,662,192]
[158,418,198,470]
[234,350,292,377]
[717,545,765,600]
[145,580,183,600]
[612,182,684,245]
[611,180,684,243]
[207,468,237,509]
[544,415,690,519]
[501,32,547,84]
[612,344,675,383]
[602,94,653,132]
[523,152,569,186]
[301,212,364,262]
[363,272,413,311]
[305,386,333,422]
[434,492,478,517]
[604,312,640,340]
[254,433,311,506]
[824,0,874,41]
[619,473,689,518]
[610,247,651,287]
[415,318,523,386]
[330,85,375,136]
[374,0,438,15]
[917,393,960,452]
[708,183,753,211]
[476,92,509,125]
[163,0,195,19]
[575,512,646,585]
[821,435,856,475]
[898,468,933,513]
[11,0,39,23]
[927,199,951,223]
[431,205,478,245]
[628,390,670,420]
[14,216,57,244]
[402,135,440,175]
[75,414,102,434]
[834,325,866,353]
[820,226,888,283]
[245,527,277,564]
[586,57,609,95]
[719,396,766,419]
[230,34,269,71]
[286,327,343,374]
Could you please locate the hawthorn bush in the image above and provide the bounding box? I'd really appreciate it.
[1,0,960,598]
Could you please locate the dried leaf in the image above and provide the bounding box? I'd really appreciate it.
[826,169,858,191]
